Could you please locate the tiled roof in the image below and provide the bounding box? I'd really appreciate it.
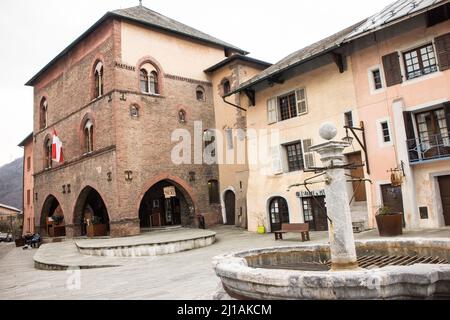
[204,54,272,73]
[111,6,247,54]
[26,5,247,86]
[345,0,446,40]
[231,0,448,94]
[232,22,364,93]
[0,203,21,213]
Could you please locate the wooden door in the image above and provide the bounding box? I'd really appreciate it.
[438,175,450,226]
[347,152,367,202]
[312,197,329,231]
[225,191,236,225]
[269,197,289,232]
[151,199,162,227]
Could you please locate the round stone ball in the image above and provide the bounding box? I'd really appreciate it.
[319,122,338,140]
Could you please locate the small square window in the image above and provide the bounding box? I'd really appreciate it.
[419,207,429,220]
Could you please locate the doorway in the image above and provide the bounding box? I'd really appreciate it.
[347,152,367,202]
[302,197,329,231]
[438,175,450,226]
[224,190,236,225]
[269,197,289,232]
[139,180,193,229]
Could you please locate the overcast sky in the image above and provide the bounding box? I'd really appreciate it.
[0,0,395,167]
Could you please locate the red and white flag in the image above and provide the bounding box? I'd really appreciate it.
[52,130,64,163]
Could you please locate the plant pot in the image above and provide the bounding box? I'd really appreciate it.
[87,224,107,237]
[376,213,403,237]
[257,226,266,234]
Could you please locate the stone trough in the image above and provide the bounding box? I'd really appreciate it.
[213,238,450,300]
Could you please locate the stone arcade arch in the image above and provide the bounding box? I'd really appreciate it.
[138,178,196,230]
[40,195,66,237]
[73,186,110,237]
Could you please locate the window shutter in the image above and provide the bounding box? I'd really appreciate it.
[444,102,450,132]
[267,98,278,124]
[296,88,308,114]
[271,145,283,175]
[435,33,450,71]
[403,111,418,161]
[382,52,403,87]
[302,139,315,169]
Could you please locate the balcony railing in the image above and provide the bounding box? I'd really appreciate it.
[407,132,450,163]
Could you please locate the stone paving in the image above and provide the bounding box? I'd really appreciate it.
[0,226,449,300]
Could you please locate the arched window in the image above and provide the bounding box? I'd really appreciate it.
[83,119,94,154]
[140,69,149,93]
[223,80,231,95]
[94,61,104,98]
[130,105,140,118]
[208,180,220,204]
[178,109,186,123]
[44,137,52,169]
[149,71,159,95]
[196,86,205,101]
[40,98,48,130]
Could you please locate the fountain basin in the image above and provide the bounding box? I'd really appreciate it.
[213,238,450,300]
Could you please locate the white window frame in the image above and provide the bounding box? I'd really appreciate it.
[368,65,386,95]
[267,87,308,125]
[376,117,394,148]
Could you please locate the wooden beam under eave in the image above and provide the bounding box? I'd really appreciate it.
[332,52,345,73]
[244,89,256,106]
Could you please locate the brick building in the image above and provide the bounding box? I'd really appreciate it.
[26,5,269,238]
[18,133,34,234]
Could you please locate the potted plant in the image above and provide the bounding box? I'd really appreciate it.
[375,206,403,237]
[86,216,107,237]
[256,215,266,234]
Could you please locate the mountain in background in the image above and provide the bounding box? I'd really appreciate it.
[0,158,23,210]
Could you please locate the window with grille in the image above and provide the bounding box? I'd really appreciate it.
[403,44,438,80]
[302,199,314,222]
[381,121,391,143]
[279,93,297,121]
[372,69,383,90]
[285,142,304,172]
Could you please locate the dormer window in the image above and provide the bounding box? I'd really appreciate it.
[94,61,104,98]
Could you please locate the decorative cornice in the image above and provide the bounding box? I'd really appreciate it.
[164,73,212,87]
[114,62,135,71]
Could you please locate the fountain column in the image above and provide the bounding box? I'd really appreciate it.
[310,123,358,271]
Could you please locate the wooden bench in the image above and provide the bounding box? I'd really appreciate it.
[274,223,310,242]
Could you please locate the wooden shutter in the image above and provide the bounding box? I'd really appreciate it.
[435,33,450,71]
[382,52,403,87]
[296,88,308,114]
[444,102,450,132]
[267,98,278,124]
[271,145,283,175]
[302,139,315,169]
[403,111,418,161]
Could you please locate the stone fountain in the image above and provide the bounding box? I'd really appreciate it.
[213,123,450,300]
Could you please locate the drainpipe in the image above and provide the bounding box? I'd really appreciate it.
[222,96,247,112]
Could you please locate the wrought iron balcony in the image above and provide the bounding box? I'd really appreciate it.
[407,132,450,163]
